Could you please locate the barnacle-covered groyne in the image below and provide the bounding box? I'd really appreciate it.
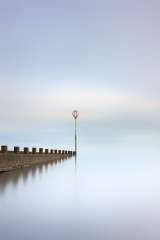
[0,145,75,173]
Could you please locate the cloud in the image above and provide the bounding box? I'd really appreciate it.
[0,84,160,125]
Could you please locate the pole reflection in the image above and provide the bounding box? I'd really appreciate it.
[75,153,77,174]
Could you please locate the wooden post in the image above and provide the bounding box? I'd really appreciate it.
[32,148,36,154]
[14,146,20,153]
[1,145,8,153]
[39,148,43,154]
[24,147,29,154]
[50,149,53,154]
[45,149,48,154]
[54,150,57,154]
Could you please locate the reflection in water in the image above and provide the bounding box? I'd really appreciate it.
[75,153,77,176]
[0,155,72,193]
[75,153,77,169]
[0,135,160,240]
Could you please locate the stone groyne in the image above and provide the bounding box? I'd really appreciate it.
[0,145,75,173]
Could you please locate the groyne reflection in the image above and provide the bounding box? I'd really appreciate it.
[0,155,73,193]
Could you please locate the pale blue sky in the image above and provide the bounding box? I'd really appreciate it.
[0,0,160,149]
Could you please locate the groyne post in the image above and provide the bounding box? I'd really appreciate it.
[24,147,29,154]
[1,145,8,153]
[14,146,20,153]
[39,148,43,154]
[1,145,74,157]
[32,148,36,154]
[45,149,48,154]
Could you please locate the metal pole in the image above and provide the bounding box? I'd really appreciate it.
[75,118,77,154]
[72,110,79,155]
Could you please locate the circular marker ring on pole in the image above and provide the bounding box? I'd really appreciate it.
[72,110,79,119]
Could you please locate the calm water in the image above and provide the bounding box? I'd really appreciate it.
[0,132,160,240]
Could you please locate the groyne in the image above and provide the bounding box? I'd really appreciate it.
[0,145,75,173]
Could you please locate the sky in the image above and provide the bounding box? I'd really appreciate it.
[0,0,160,149]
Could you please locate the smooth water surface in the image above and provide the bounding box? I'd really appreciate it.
[0,132,160,240]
